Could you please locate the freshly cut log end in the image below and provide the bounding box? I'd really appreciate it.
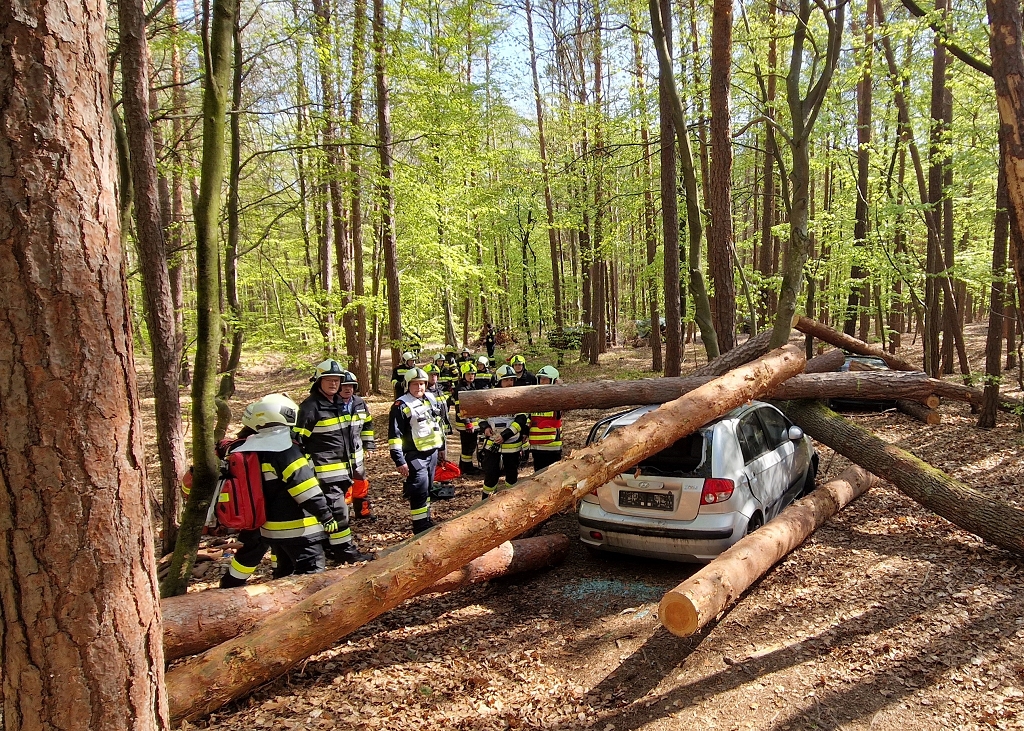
[896,399,941,424]
[659,465,877,638]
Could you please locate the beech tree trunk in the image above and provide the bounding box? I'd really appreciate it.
[458,370,946,418]
[794,316,918,371]
[660,466,877,637]
[163,535,570,661]
[0,2,168,724]
[166,346,807,722]
[778,400,1024,555]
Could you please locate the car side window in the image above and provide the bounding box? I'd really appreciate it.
[737,414,770,463]
[755,407,791,450]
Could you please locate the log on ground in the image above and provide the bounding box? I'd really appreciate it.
[804,348,846,373]
[459,370,947,419]
[166,345,807,722]
[162,534,570,662]
[794,316,918,371]
[777,400,1024,556]
[895,399,941,424]
[660,465,877,637]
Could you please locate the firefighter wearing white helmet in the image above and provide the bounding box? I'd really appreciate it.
[388,367,448,534]
[529,366,564,471]
[474,355,494,388]
[293,361,376,562]
[451,362,484,474]
[233,393,339,579]
[390,351,419,399]
[478,365,530,500]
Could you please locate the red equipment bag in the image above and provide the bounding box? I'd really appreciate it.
[434,459,462,483]
[213,443,267,531]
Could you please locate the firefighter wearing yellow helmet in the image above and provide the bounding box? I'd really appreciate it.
[477,365,529,500]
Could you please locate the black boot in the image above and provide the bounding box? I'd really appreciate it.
[219,572,249,589]
[332,542,376,563]
[412,517,435,534]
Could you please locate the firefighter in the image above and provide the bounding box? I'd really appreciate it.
[451,361,484,474]
[390,351,418,398]
[389,368,448,534]
[484,323,496,359]
[509,354,537,386]
[457,346,474,365]
[237,393,338,576]
[529,365,564,471]
[294,361,375,562]
[478,365,529,499]
[474,355,494,388]
[440,349,460,394]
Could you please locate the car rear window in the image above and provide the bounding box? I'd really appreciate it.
[608,427,712,477]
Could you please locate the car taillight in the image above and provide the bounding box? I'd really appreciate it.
[701,478,734,505]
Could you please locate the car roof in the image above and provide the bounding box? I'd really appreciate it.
[605,399,771,430]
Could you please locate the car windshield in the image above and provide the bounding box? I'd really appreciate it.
[608,427,713,477]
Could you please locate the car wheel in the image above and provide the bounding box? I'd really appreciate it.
[745,513,763,536]
[801,459,819,497]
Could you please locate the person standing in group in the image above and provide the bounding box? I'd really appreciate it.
[389,368,448,534]
[478,365,529,499]
[529,366,564,471]
[390,351,418,398]
[509,354,537,386]
[236,393,339,577]
[474,355,494,388]
[451,361,484,474]
[294,361,376,562]
[484,324,496,359]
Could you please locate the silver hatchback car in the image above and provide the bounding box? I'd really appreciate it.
[578,401,818,563]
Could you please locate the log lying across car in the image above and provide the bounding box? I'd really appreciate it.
[458,370,947,419]
[165,345,807,723]
[162,534,571,662]
[659,465,878,637]
[777,400,1024,556]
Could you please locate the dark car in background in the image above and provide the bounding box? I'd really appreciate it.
[828,354,896,411]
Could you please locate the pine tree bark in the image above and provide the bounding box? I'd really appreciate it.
[794,316,918,371]
[778,400,1024,556]
[166,346,807,721]
[980,136,1009,428]
[348,0,370,387]
[0,0,168,723]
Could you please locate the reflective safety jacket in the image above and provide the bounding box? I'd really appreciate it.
[294,389,375,485]
[440,361,459,393]
[479,412,529,454]
[239,427,334,545]
[451,379,484,432]
[474,369,494,389]
[391,364,415,398]
[528,410,563,452]
[388,392,446,465]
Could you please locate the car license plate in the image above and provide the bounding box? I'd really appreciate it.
[619,490,674,511]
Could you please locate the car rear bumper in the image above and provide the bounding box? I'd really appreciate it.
[577,501,749,563]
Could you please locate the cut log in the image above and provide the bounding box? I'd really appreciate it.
[691,326,777,376]
[166,345,807,722]
[895,399,941,424]
[804,348,846,373]
[777,400,1024,556]
[794,316,918,371]
[660,465,877,637]
[460,371,948,419]
[162,534,571,662]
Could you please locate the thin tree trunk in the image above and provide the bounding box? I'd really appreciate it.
[845,3,873,337]
[1,0,168,722]
[349,0,370,387]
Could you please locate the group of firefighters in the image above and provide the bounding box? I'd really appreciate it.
[216,345,563,587]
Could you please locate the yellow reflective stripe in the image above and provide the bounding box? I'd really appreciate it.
[317,416,343,427]
[293,426,312,437]
[287,477,320,499]
[389,438,403,448]
[263,516,321,531]
[410,504,430,517]
[329,527,353,542]
[262,463,275,475]
[281,457,307,481]
[482,484,497,495]
[362,429,375,438]
[218,492,231,502]
[229,557,258,575]
[314,462,348,474]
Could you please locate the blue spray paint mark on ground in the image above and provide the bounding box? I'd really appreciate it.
[561,579,664,603]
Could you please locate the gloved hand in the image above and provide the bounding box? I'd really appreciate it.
[323,518,339,534]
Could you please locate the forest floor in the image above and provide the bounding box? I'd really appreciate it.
[143,323,1024,730]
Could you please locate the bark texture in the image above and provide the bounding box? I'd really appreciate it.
[166,346,807,721]
[778,400,1024,556]
[804,348,846,373]
[163,534,570,660]
[0,2,168,726]
[895,399,942,424]
[794,316,917,371]
[660,466,877,637]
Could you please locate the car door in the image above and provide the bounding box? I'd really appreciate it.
[735,412,776,511]
[754,406,799,511]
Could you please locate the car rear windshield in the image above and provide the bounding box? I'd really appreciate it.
[609,427,712,477]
